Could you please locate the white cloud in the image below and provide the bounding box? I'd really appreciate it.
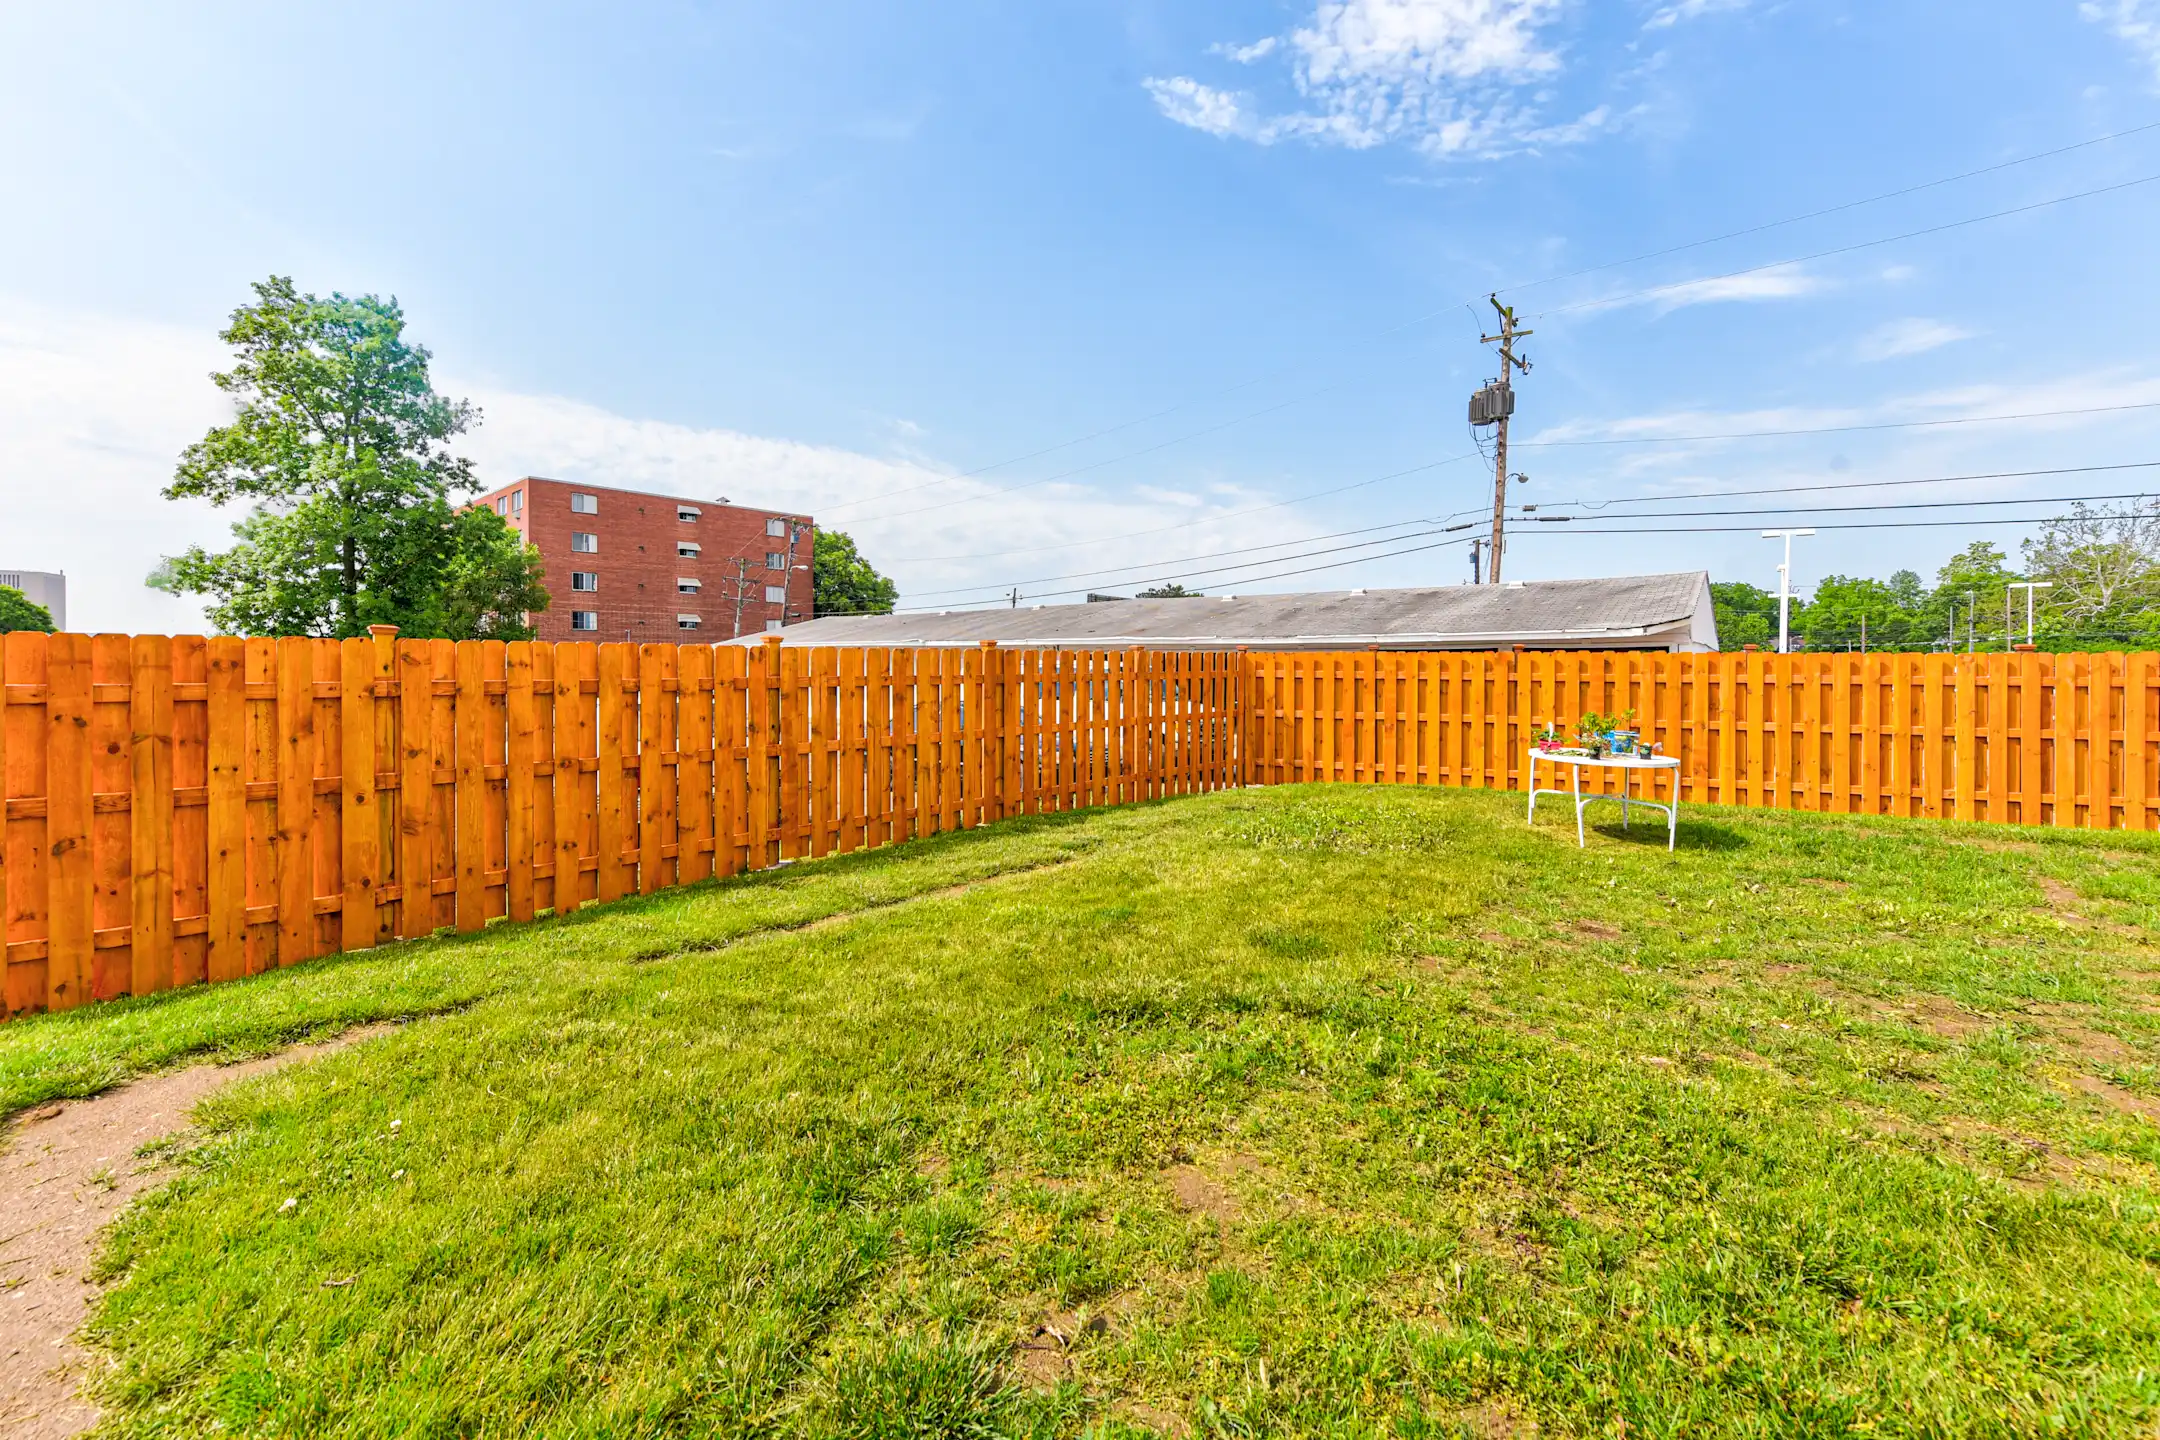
[1575,261,1827,314]
[1644,0,1749,31]
[1146,0,1619,158]
[2083,0,2160,82]
[1525,371,2160,446]
[1853,318,1976,362]
[0,296,1327,630]
[1210,37,1280,63]
[1144,76,1251,139]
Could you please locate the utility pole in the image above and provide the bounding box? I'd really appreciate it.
[1008,587,1020,608]
[1468,537,1483,586]
[1761,529,1814,654]
[780,519,804,627]
[729,557,751,638]
[1475,296,1532,584]
[1966,589,1977,653]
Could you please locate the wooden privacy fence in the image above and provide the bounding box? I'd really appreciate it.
[1245,649,2160,830]
[0,632,1237,1015]
[4,633,2157,1016]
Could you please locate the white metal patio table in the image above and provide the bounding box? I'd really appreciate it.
[1525,750,1682,850]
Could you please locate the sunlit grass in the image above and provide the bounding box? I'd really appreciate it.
[6,786,2156,1436]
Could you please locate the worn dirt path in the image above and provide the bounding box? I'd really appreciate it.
[0,1029,390,1438]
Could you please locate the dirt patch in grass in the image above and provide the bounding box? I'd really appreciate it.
[1165,1165,1236,1221]
[644,858,1081,962]
[1900,995,1992,1040]
[2036,877,2087,921]
[2070,1073,2160,1122]
[1457,1399,1539,1439]
[1570,920,1622,941]
[1013,1338,1070,1389]
[1801,878,1852,891]
[2037,1018,2147,1069]
[1115,1399,1194,1438]
[0,1025,395,1439]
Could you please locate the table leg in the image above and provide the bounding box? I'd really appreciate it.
[1667,765,1677,851]
[1622,767,1631,829]
[1527,754,1538,825]
[1574,762,1586,847]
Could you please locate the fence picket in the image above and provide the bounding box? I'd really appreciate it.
[11,634,2160,1017]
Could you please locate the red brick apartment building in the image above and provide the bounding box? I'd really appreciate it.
[474,477,813,642]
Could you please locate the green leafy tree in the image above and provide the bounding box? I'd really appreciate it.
[1136,582,1202,598]
[1924,541,2017,650]
[0,585,56,634]
[2021,500,2160,648]
[151,276,548,638]
[811,530,898,616]
[1797,574,1921,651]
[1710,581,1776,650]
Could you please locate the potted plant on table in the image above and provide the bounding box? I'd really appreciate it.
[1574,712,1612,759]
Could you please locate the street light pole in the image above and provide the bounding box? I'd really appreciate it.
[2007,581,2055,646]
[1761,529,1815,654]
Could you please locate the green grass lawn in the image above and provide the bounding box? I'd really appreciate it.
[10,786,2160,1438]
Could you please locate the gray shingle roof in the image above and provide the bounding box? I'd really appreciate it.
[749,572,1715,650]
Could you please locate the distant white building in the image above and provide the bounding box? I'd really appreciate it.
[0,568,64,630]
[747,573,1720,653]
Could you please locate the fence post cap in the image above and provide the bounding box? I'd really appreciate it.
[1742,643,1759,652]
[763,634,782,647]
[979,639,998,649]
[2013,643,2038,652]
[367,625,400,639]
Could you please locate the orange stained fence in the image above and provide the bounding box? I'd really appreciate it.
[5,634,2156,1017]
[1244,649,2160,829]
[0,632,1238,1016]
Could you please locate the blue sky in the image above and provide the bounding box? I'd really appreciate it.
[4,1,2160,631]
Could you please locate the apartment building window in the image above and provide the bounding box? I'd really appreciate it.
[766,517,786,537]
[494,497,508,515]
[571,492,599,514]
[510,490,523,514]
[676,505,700,521]
[765,551,785,569]
[764,585,786,604]
[571,572,598,592]
[678,541,700,558]
[677,614,702,630]
[571,532,598,553]
[570,611,599,631]
[677,577,700,593]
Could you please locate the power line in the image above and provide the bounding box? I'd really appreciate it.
[1547,459,2160,505]
[899,459,2160,603]
[902,493,2142,612]
[1534,170,2160,319]
[1516,490,2160,522]
[1487,120,2160,301]
[1517,400,2160,448]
